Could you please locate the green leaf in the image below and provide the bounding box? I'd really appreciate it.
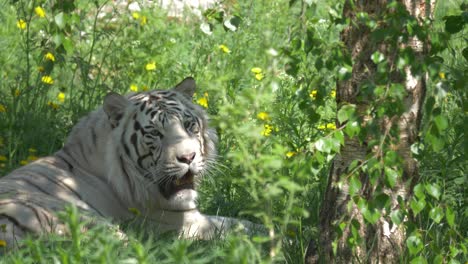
[410,198,426,216]
[410,256,428,264]
[358,198,380,224]
[434,115,448,132]
[334,130,345,146]
[444,15,464,34]
[413,183,425,199]
[385,167,399,188]
[463,47,468,62]
[390,209,403,225]
[337,104,356,123]
[429,206,444,223]
[349,175,362,196]
[371,51,385,64]
[406,235,423,255]
[425,183,441,200]
[344,121,360,138]
[446,207,455,227]
[55,12,66,29]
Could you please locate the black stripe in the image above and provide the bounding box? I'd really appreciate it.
[91,126,97,146]
[31,170,83,201]
[137,153,152,168]
[0,213,29,232]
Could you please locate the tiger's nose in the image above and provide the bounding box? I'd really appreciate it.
[177,152,196,165]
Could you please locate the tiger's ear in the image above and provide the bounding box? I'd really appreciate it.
[174,77,196,99]
[103,92,130,128]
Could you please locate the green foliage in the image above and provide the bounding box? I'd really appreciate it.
[0,0,465,262]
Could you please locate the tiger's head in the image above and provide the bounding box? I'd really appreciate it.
[102,78,217,212]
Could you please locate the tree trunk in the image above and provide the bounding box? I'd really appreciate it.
[306,0,435,263]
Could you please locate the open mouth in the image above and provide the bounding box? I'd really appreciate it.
[159,170,195,199]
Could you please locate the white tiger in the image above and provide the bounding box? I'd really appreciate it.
[0,77,254,251]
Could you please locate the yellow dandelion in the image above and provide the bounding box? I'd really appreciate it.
[286,151,296,158]
[132,12,140,20]
[439,72,445,79]
[330,90,336,98]
[34,6,46,18]
[37,66,45,72]
[140,16,147,26]
[44,52,55,62]
[310,90,317,99]
[326,123,337,130]
[14,89,21,97]
[204,92,209,98]
[197,97,208,108]
[0,239,6,247]
[17,19,27,30]
[257,112,269,121]
[255,73,264,81]
[0,104,6,113]
[0,155,7,162]
[218,44,231,53]
[145,62,156,71]
[130,84,138,92]
[261,124,273,137]
[41,75,54,84]
[251,67,262,74]
[57,92,65,103]
[47,101,59,109]
[317,124,326,130]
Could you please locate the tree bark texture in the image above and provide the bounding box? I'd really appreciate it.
[306,0,435,263]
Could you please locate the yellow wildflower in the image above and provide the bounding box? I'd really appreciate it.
[132,12,140,20]
[197,97,208,108]
[317,124,326,130]
[27,155,38,161]
[204,92,209,98]
[57,92,65,103]
[251,67,262,74]
[14,89,21,97]
[17,19,27,30]
[330,90,336,98]
[130,84,138,92]
[47,101,59,109]
[439,72,445,79]
[145,62,156,71]
[261,124,274,137]
[0,155,7,162]
[310,90,317,99]
[326,123,337,130]
[218,44,231,53]
[255,73,264,81]
[37,66,45,72]
[286,151,296,158]
[140,16,147,25]
[257,112,269,121]
[45,52,55,62]
[34,6,46,18]
[0,239,6,247]
[41,75,54,84]
[0,104,6,113]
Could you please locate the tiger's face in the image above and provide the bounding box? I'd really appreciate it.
[103,78,217,211]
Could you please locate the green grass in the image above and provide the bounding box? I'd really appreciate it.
[0,0,466,262]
